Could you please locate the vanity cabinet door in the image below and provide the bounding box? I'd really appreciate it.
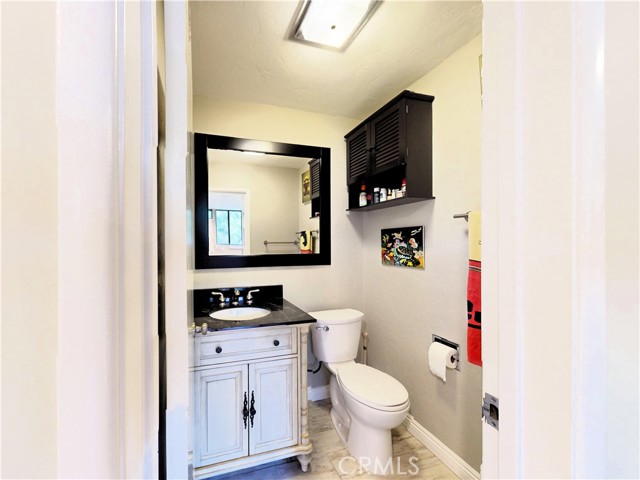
[248,358,298,455]
[193,364,249,467]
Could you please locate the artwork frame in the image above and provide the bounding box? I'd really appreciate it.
[381,226,425,268]
[301,169,311,203]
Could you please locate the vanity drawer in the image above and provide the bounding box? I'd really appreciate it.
[195,326,297,366]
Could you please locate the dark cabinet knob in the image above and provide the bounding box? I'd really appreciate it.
[215,346,222,354]
[273,339,280,347]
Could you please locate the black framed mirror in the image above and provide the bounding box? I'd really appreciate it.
[194,133,331,269]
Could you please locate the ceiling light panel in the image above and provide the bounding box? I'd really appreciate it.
[290,0,383,51]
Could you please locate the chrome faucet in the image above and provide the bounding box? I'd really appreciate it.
[233,289,244,306]
[247,289,260,305]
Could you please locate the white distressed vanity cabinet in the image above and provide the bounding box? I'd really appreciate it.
[191,323,313,478]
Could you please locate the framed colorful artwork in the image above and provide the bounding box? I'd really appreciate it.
[381,226,424,268]
[301,170,311,203]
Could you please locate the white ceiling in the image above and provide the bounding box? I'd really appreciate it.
[190,0,482,120]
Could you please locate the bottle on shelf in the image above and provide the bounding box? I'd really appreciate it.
[379,187,387,202]
[401,178,407,197]
[359,182,367,207]
[373,187,380,204]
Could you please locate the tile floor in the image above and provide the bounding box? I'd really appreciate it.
[214,399,459,479]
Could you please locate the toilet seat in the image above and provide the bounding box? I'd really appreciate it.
[336,363,409,412]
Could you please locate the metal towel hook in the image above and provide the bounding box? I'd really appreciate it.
[453,211,470,222]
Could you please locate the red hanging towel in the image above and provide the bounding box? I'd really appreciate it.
[467,211,482,366]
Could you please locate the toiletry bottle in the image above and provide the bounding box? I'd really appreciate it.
[379,187,387,202]
[359,182,367,207]
[373,187,380,204]
[401,179,407,197]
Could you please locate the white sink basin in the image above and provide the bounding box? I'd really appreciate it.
[209,307,271,321]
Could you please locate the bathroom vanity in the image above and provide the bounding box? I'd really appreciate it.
[190,286,316,478]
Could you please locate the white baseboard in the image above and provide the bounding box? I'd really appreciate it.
[403,414,480,480]
[307,384,330,402]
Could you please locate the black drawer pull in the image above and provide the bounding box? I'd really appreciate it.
[273,339,280,347]
[215,346,222,354]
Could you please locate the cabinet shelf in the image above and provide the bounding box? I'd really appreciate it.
[346,195,434,212]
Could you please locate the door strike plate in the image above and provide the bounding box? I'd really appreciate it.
[482,393,499,430]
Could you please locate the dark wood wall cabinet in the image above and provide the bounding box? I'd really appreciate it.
[308,158,320,217]
[345,90,435,211]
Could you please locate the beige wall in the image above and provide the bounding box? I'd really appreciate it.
[193,95,363,388]
[1,3,59,477]
[360,35,483,470]
[208,161,300,254]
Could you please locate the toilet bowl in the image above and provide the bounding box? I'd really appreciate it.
[309,310,410,475]
[333,362,410,474]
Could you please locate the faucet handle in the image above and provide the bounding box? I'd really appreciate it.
[247,289,260,305]
[211,291,225,306]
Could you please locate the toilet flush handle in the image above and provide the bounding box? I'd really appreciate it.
[315,325,329,332]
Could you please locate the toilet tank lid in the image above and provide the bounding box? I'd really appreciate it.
[308,309,364,325]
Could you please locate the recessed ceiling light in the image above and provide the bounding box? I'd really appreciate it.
[289,0,383,51]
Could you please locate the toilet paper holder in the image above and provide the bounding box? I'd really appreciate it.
[432,335,461,371]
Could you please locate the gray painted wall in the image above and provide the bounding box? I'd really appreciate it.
[360,36,483,469]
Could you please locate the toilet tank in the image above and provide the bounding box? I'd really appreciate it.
[309,309,364,363]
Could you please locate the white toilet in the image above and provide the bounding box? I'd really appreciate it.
[309,309,410,475]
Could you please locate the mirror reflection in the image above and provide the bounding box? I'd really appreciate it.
[194,133,331,269]
[207,149,320,256]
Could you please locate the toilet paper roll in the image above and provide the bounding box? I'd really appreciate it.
[428,342,458,382]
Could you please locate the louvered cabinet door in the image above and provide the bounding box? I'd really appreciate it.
[370,101,405,175]
[309,158,321,199]
[346,123,370,185]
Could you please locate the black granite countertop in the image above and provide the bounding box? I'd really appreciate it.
[192,285,316,332]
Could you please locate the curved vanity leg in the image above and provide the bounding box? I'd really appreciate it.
[297,453,312,472]
[297,325,313,472]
